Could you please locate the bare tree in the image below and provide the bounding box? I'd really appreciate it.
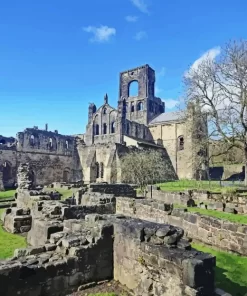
[184,40,247,184]
[121,149,175,195]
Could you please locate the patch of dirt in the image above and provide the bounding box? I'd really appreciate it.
[67,280,131,296]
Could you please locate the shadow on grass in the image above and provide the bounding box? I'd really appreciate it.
[215,265,247,296]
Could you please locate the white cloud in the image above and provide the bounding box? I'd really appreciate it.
[130,0,149,13]
[83,25,116,43]
[134,30,147,41]
[186,46,221,76]
[125,15,138,22]
[164,99,180,109]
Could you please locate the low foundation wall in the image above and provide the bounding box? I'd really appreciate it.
[114,219,215,296]
[2,208,32,233]
[89,183,136,198]
[116,198,247,255]
[0,222,113,296]
[148,189,247,214]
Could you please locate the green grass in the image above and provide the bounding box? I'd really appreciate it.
[158,180,239,193]
[88,294,117,296]
[0,190,16,200]
[0,209,27,259]
[192,243,247,296]
[174,204,247,224]
[50,188,78,200]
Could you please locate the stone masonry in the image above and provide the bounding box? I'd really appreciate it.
[0,64,208,190]
[116,197,247,256]
[0,180,233,296]
[0,214,216,296]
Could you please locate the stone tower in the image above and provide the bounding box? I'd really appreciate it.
[118,64,165,126]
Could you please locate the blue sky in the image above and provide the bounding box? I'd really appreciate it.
[1,0,247,136]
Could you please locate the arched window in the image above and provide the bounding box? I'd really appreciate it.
[131,102,135,112]
[103,108,107,115]
[137,101,144,111]
[103,123,107,134]
[95,124,99,135]
[65,140,69,149]
[49,138,53,148]
[111,122,115,133]
[95,162,99,178]
[100,162,104,178]
[30,135,35,146]
[128,81,138,96]
[178,136,184,151]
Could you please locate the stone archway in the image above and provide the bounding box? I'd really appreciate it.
[63,170,70,183]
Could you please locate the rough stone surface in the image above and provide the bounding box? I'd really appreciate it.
[116,197,247,256]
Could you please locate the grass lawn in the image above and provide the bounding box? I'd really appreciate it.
[192,243,247,296]
[51,188,78,200]
[174,204,247,224]
[0,190,16,200]
[88,294,117,296]
[0,209,27,259]
[158,180,239,193]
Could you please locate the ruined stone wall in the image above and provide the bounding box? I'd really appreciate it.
[17,153,76,185]
[0,129,82,188]
[89,183,136,197]
[0,223,113,296]
[78,143,117,183]
[114,219,215,296]
[147,189,247,214]
[116,198,247,255]
[16,128,82,185]
[0,147,17,188]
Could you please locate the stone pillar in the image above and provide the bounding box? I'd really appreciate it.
[17,163,34,190]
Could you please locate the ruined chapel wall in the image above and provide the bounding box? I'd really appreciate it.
[17,153,76,185]
[17,129,75,155]
[116,198,247,255]
[78,144,117,183]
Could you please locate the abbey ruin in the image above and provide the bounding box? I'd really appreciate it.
[0,64,207,190]
[0,163,225,296]
[0,65,240,296]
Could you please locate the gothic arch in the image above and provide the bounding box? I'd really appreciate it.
[48,137,57,151]
[63,168,70,183]
[94,115,100,136]
[137,101,144,111]
[128,80,139,97]
[95,162,99,179]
